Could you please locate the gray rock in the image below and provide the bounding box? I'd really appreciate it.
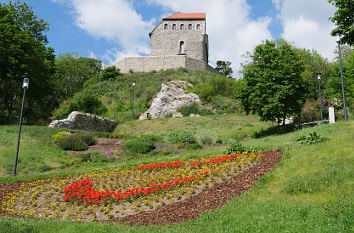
[139,80,201,120]
[48,111,117,132]
[173,112,183,118]
[189,113,201,117]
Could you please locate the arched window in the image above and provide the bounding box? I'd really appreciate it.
[172,24,176,30]
[188,24,192,30]
[164,24,168,30]
[196,24,200,30]
[179,41,185,54]
[180,24,184,30]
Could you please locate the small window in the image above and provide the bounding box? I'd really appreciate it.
[179,41,185,54]
[188,24,192,30]
[164,24,168,30]
[180,24,184,30]
[172,24,176,30]
[196,24,201,30]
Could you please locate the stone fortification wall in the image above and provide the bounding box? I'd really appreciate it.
[150,19,208,62]
[115,55,218,74]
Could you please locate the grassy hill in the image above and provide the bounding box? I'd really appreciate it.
[0,120,352,232]
[52,68,244,122]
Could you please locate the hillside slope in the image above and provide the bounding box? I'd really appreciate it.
[53,68,244,122]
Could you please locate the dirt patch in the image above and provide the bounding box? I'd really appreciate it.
[66,138,124,155]
[0,150,282,225]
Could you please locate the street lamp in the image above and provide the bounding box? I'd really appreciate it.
[317,73,323,121]
[132,81,136,120]
[13,76,29,176]
[336,34,348,121]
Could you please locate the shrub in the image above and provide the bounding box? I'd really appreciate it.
[125,135,160,154]
[166,129,196,147]
[178,102,213,116]
[178,102,200,116]
[99,66,121,81]
[77,132,96,146]
[58,135,88,151]
[197,133,216,145]
[81,151,115,163]
[188,143,203,150]
[51,131,71,143]
[223,141,246,155]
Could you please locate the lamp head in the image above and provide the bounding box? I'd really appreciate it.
[317,73,321,80]
[132,81,136,86]
[22,77,29,89]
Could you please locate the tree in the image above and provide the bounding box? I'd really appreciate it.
[325,50,354,111]
[215,60,233,78]
[99,66,120,81]
[55,52,102,100]
[295,48,331,100]
[328,0,354,45]
[240,40,306,124]
[0,1,56,124]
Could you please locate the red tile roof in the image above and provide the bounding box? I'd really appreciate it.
[164,12,206,20]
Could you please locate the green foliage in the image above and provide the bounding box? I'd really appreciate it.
[57,132,95,151]
[0,218,35,233]
[215,60,233,78]
[223,141,247,154]
[187,143,203,150]
[166,129,196,147]
[297,131,326,144]
[81,151,115,163]
[99,66,121,81]
[54,52,102,100]
[58,134,88,151]
[328,0,353,45]
[125,139,154,154]
[178,102,213,116]
[53,92,107,119]
[211,96,241,113]
[51,131,71,143]
[197,133,217,145]
[0,1,56,124]
[125,134,160,154]
[240,39,306,123]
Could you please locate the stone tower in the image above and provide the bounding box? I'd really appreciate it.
[149,12,209,63]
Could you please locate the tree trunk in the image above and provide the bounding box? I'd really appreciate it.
[282,115,286,126]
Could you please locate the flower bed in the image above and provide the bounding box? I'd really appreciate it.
[1,152,263,222]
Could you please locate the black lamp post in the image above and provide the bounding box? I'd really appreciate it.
[317,73,323,121]
[13,76,29,176]
[132,80,136,120]
[336,36,348,121]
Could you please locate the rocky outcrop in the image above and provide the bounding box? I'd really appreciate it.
[139,80,201,120]
[49,111,118,132]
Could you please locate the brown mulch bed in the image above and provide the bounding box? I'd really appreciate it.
[0,150,282,225]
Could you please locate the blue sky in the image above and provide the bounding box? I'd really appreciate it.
[2,0,337,74]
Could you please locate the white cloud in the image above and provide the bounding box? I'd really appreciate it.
[276,0,337,60]
[149,0,273,76]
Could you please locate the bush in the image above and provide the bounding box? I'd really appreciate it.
[223,141,246,155]
[188,143,202,150]
[125,135,160,154]
[178,103,213,116]
[211,96,240,113]
[81,151,115,163]
[197,133,217,145]
[77,132,96,146]
[51,131,71,143]
[58,135,88,151]
[166,129,196,147]
[99,66,121,81]
[178,102,200,116]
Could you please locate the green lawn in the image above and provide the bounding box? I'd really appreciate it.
[0,120,353,232]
